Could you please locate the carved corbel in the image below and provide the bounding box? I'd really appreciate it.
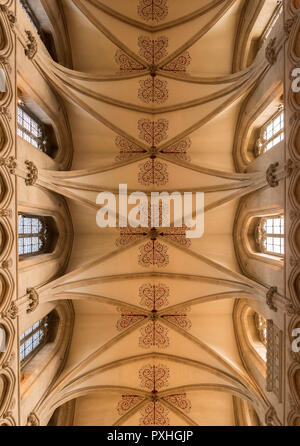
[266,162,279,187]
[25,160,38,186]
[26,288,39,313]
[26,413,39,426]
[266,286,278,312]
[24,31,37,60]
[265,38,277,65]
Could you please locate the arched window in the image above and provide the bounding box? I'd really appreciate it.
[18,0,58,61]
[260,1,283,43]
[18,214,57,259]
[255,215,284,256]
[254,313,267,347]
[255,108,284,156]
[20,317,48,366]
[17,100,58,158]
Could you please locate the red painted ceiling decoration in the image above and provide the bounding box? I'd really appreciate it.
[138,159,169,186]
[139,363,169,391]
[115,49,145,72]
[116,306,147,331]
[139,322,169,348]
[138,35,169,65]
[162,52,192,72]
[115,135,147,162]
[163,393,192,414]
[116,224,191,268]
[116,282,191,348]
[138,118,169,146]
[139,401,169,426]
[137,0,169,23]
[138,239,169,268]
[115,34,191,73]
[117,395,145,417]
[160,137,191,161]
[116,364,191,425]
[138,77,168,104]
[139,283,169,308]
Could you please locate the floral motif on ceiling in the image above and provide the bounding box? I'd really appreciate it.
[138,159,168,186]
[138,118,169,146]
[116,224,191,269]
[116,364,191,426]
[138,77,168,104]
[137,0,168,23]
[115,35,191,109]
[116,282,192,348]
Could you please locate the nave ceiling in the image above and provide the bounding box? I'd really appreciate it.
[10,0,288,426]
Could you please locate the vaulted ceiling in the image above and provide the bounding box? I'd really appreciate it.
[36,0,277,426]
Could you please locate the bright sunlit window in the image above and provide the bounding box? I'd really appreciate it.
[256,109,284,156]
[17,104,45,150]
[20,318,48,364]
[18,214,49,258]
[256,215,285,256]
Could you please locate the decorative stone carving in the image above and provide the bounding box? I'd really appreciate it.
[25,160,38,186]
[2,352,15,369]
[26,412,39,426]
[24,31,37,60]
[290,209,300,220]
[266,162,279,187]
[284,17,296,35]
[26,288,39,313]
[285,159,299,177]
[266,286,278,312]
[286,303,300,316]
[289,112,300,124]
[0,6,16,28]
[290,257,300,268]
[0,156,16,174]
[265,38,277,65]
[7,302,18,320]
[0,209,12,218]
[0,57,11,73]
[0,107,11,121]
[266,320,283,402]
[1,258,12,269]
[265,406,278,426]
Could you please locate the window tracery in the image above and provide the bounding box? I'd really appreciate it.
[255,109,284,156]
[255,215,284,256]
[18,214,53,258]
[20,317,48,365]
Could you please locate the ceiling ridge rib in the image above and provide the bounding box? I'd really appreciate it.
[84,0,226,32]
